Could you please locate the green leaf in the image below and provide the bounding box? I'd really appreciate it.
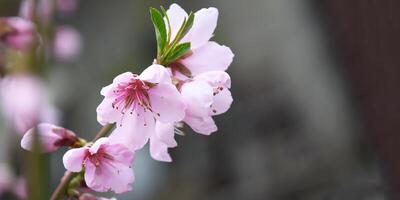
[164,42,191,63]
[150,8,167,57]
[181,12,194,38]
[160,6,172,43]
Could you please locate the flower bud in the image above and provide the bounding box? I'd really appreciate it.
[21,123,79,153]
[0,17,35,51]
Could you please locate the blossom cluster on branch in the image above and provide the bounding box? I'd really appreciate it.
[1,2,234,200]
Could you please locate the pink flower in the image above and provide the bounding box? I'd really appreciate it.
[63,137,135,194]
[0,17,35,51]
[97,64,185,157]
[54,25,82,62]
[0,75,59,134]
[21,123,78,153]
[181,71,232,135]
[165,4,234,77]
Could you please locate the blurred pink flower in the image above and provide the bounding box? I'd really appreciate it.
[0,75,59,134]
[21,123,78,153]
[165,4,234,77]
[181,71,232,135]
[0,17,35,51]
[12,177,27,200]
[97,64,185,156]
[19,0,54,23]
[63,137,135,194]
[54,25,82,62]
[56,0,79,15]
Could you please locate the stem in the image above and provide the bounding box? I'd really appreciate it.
[49,123,115,200]
[49,172,74,200]
[94,123,115,141]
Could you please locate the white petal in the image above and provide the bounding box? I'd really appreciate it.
[63,147,88,172]
[181,42,234,75]
[148,83,186,123]
[184,115,217,135]
[166,3,188,42]
[181,7,219,49]
[211,88,233,115]
[139,64,171,84]
[181,80,213,117]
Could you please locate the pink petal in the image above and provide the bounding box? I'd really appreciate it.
[181,7,218,49]
[194,71,231,88]
[85,159,134,194]
[155,122,177,147]
[100,84,113,96]
[181,80,213,117]
[112,72,134,85]
[96,97,121,126]
[166,4,188,42]
[108,111,154,151]
[104,143,135,166]
[148,83,186,123]
[184,115,217,135]
[180,42,234,75]
[150,121,177,162]
[63,147,88,172]
[210,88,233,116]
[89,137,109,154]
[138,64,171,84]
[20,123,63,153]
[150,136,172,162]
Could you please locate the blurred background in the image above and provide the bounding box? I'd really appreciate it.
[1,0,399,199]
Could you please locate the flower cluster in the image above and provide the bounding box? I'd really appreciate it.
[18,3,234,199]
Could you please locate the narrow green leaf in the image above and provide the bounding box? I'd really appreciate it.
[181,12,194,38]
[164,42,191,63]
[160,6,172,43]
[150,8,167,57]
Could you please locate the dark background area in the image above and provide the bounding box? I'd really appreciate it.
[1,0,398,199]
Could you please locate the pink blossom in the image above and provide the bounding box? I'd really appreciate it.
[181,71,233,135]
[97,64,185,158]
[54,25,82,62]
[63,138,135,194]
[21,123,78,153]
[0,75,59,134]
[0,17,35,51]
[165,4,234,77]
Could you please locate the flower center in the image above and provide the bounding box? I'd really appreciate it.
[112,78,153,115]
[88,151,114,167]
